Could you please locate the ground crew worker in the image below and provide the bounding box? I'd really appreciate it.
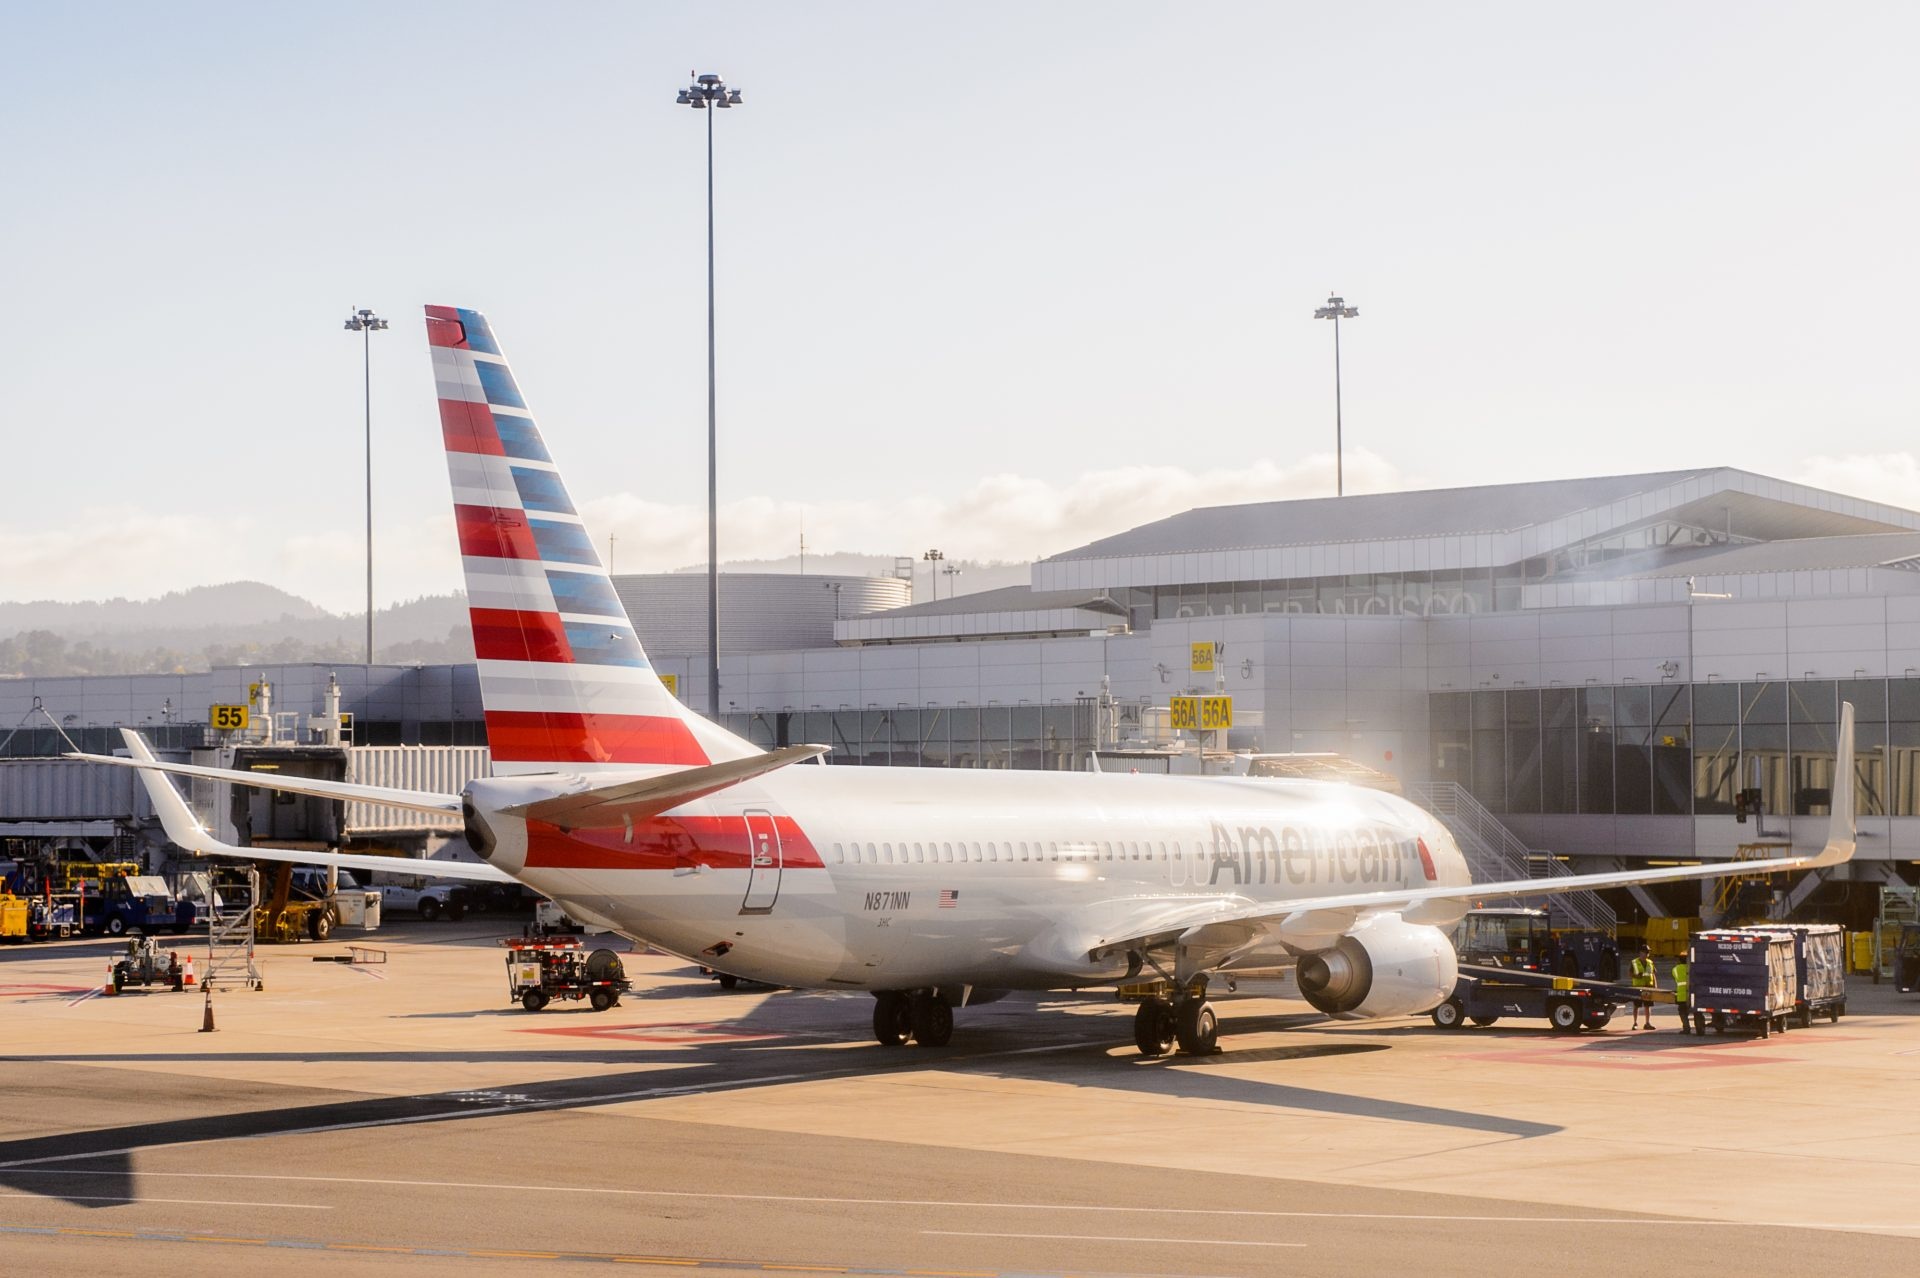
[1672,956,1691,1034]
[1629,946,1657,1030]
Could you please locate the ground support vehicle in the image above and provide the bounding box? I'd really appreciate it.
[83,874,196,937]
[110,937,186,992]
[0,894,26,941]
[502,936,629,1012]
[1739,924,1847,1026]
[374,879,467,922]
[1451,908,1620,980]
[1429,964,1674,1033]
[1688,930,1797,1037]
[1895,922,1920,993]
[28,895,79,940]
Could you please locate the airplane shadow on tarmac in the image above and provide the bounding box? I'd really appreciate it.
[0,991,1557,1208]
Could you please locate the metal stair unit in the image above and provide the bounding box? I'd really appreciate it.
[1407,782,1617,933]
[202,864,262,991]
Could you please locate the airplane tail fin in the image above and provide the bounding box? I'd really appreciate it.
[425,305,758,774]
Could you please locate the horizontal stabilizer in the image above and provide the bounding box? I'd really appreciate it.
[501,744,829,830]
[103,730,510,883]
[68,738,461,817]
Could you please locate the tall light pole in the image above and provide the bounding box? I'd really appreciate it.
[1313,293,1358,497]
[923,548,944,602]
[677,72,743,720]
[343,307,388,664]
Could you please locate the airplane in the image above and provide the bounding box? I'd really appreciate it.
[75,304,1859,1059]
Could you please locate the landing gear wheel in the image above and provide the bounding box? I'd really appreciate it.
[418,898,441,922]
[910,994,954,1047]
[873,992,913,1047]
[1174,1000,1219,1055]
[1470,1015,1500,1027]
[589,988,614,1012]
[521,989,548,1012]
[1134,999,1177,1057]
[717,973,739,990]
[1430,999,1465,1030]
[1547,999,1583,1033]
[446,898,466,922]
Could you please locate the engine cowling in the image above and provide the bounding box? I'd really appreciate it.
[1295,915,1458,1019]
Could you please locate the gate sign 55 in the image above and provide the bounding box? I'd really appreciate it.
[1169,695,1233,732]
[210,704,250,731]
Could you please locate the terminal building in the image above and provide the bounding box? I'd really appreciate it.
[5,467,1919,915]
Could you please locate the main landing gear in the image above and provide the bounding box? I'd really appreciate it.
[1133,995,1219,1057]
[872,990,954,1048]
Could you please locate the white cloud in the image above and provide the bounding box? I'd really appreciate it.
[0,450,1410,609]
[1793,452,1920,513]
[585,449,1408,573]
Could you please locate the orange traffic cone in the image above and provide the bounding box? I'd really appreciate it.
[183,955,195,987]
[103,958,118,996]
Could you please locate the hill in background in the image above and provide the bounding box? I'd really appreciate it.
[0,558,1037,677]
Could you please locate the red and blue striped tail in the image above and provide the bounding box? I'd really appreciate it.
[425,305,758,775]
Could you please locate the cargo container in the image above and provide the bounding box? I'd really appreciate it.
[1746,923,1847,1026]
[1687,930,1797,1037]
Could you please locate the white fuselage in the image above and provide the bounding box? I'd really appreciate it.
[471,767,1473,993]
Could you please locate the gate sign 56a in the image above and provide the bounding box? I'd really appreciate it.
[210,703,250,731]
[1170,695,1233,732]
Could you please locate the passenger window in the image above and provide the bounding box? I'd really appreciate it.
[833,843,844,864]
[865,843,877,863]
[986,842,997,861]
[971,842,982,862]
[941,842,952,862]
[882,842,894,864]
[1048,842,1059,862]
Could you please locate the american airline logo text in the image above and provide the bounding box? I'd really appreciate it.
[1199,821,1434,887]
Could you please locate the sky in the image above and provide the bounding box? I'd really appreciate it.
[2,3,1916,613]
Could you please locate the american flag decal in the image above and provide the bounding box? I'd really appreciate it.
[938,889,960,909]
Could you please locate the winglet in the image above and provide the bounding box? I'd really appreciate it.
[117,729,251,858]
[1804,699,1856,869]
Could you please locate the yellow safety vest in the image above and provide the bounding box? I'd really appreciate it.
[1630,957,1655,988]
[1673,963,1689,1002]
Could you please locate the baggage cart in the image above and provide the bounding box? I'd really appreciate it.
[1688,930,1796,1037]
[1745,923,1847,1026]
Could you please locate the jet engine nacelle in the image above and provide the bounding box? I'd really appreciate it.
[1295,915,1458,1019]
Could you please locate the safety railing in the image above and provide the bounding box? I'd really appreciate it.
[1407,782,1617,933]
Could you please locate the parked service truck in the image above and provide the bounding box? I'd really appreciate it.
[83,874,197,937]
[1687,930,1797,1037]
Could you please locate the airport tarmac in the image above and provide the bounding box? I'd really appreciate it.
[3,921,1918,1276]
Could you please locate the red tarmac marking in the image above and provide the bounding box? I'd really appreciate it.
[0,983,91,999]
[1450,1029,1863,1070]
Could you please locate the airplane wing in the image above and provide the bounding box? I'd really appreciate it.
[498,744,829,830]
[68,736,462,817]
[104,730,513,884]
[1073,702,1857,961]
